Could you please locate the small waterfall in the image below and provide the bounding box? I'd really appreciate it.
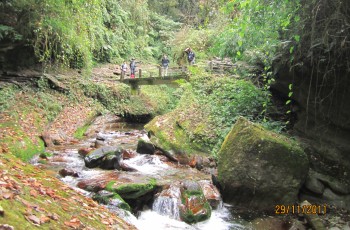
[152,184,182,220]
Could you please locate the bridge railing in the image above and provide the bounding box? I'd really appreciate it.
[120,66,188,80]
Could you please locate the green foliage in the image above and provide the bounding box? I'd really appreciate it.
[171,27,213,65]
[210,0,300,65]
[192,75,266,152]
[0,85,19,112]
[30,91,63,122]
[80,81,130,113]
[139,85,180,114]
[0,25,23,42]
[3,0,182,68]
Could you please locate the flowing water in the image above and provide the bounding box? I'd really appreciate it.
[32,115,250,230]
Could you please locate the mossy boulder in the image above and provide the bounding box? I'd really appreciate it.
[217,117,309,211]
[144,89,215,162]
[106,180,157,200]
[179,181,212,224]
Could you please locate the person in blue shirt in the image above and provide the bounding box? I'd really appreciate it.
[161,54,170,77]
[185,47,195,65]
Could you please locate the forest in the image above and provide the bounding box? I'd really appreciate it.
[0,0,349,229]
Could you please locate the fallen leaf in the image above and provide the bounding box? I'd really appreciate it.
[64,217,82,229]
[25,214,41,225]
[3,192,14,199]
[30,190,38,197]
[40,215,50,224]
[47,213,59,221]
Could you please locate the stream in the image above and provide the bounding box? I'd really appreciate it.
[31,114,250,230]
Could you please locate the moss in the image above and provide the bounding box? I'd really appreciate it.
[105,180,117,191]
[73,123,90,139]
[218,117,306,181]
[180,190,212,224]
[217,117,308,207]
[106,179,157,199]
[7,136,45,162]
[112,194,131,211]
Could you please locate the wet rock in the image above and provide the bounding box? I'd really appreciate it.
[198,180,222,209]
[304,172,325,195]
[301,170,350,210]
[179,181,212,224]
[313,171,350,195]
[122,149,137,160]
[153,183,182,220]
[59,168,79,177]
[84,146,120,168]
[100,153,122,170]
[322,188,350,209]
[217,117,309,211]
[77,180,106,192]
[136,136,155,155]
[78,147,93,157]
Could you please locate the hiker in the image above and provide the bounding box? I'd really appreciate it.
[130,58,136,78]
[120,61,128,80]
[161,54,170,77]
[185,47,195,65]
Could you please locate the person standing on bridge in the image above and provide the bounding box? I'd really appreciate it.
[130,58,136,78]
[185,47,195,65]
[161,54,170,77]
[120,61,128,80]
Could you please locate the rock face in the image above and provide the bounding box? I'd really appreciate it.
[273,57,350,184]
[217,117,309,211]
[300,169,350,209]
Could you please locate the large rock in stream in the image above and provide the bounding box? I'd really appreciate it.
[84,146,122,169]
[217,117,309,211]
[153,180,216,224]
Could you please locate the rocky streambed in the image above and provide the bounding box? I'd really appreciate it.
[30,114,350,229]
[31,114,248,229]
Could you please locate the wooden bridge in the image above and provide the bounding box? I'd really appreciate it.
[118,66,189,89]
